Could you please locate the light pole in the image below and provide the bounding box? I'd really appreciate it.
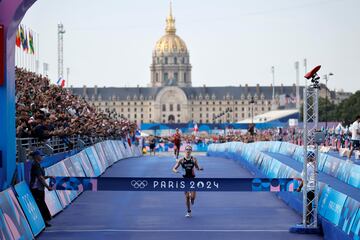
[323,73,334,130]
[250,97,254,124]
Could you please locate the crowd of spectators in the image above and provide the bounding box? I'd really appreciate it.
[15,68,137,141]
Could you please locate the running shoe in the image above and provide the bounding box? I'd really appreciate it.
[185,212,192,218]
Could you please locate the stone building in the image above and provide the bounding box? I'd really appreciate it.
[71,5,305,124]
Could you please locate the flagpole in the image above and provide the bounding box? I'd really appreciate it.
[37,32,40,74]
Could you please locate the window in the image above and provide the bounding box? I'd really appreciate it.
[206,102,209,105]
[170,104,173,111]
[128,108,130,112]
[162,104,166,111]
[219,101,222,105]
[113,102,116,106]
[162,114,166,117]
[134,108,137,112]
[206,113,209,118]
[174,57,177,64]
[242,113,245,118]
[200,102,202,105]
[213,107,215,111]
[105,102,108,106]
[141,120,144,124]
[165,57,168,64]
[262,107,264,111]
[200,107,202,111]
[149,114,152,118]
[199,120,203,123]
[192,107,194,111]
[242,107,244,111]
[163,120,166,123]
[128,114,130,118]
[121,108,124,112]
[128,102,130,105]
[174,72,178,82]
[182,58,185,64]
[134,114,137,118]
[141,102,143,105]
[206,107,209,111]
[121,102,124,106]
[149,108,152,112]
[268,107,271,111]
[184,72,187,83]
[141,114,143,118]
[141,108,143,111]
[177,104,181,111]
[164,72,168,82]
[200,113,202,117]
[213,102,215,105]
[235,107,238,111]
[219,107,222,111]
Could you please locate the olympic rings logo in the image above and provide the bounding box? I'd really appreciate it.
[131,180,148,189]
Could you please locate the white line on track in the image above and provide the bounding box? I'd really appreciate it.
[45,229,289,233]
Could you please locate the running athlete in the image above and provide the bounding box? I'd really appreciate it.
[172,145,203,217]
[173,128,181,159]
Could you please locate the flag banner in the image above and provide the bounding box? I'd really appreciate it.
[49,177,299,192]
[16,28,21,48]
[29,30,34,54]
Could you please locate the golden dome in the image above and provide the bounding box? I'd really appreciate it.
[154,3,188,55]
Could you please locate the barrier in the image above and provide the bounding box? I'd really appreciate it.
[208,141,360,240]
[14,182,45,236]
[0,187,33,239]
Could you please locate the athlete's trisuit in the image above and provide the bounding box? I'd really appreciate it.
[172,146,203,218]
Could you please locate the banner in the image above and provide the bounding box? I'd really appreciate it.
[49,177,299,192]
[0,188,33,239]
[14,182,45,236]
[44,179,63,217]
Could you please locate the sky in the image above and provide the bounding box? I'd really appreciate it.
[21,0,360,92]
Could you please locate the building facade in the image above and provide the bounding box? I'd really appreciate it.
[71,5,306,124]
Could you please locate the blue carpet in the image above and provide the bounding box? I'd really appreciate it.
[39,155,323,240]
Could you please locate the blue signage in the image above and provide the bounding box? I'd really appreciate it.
[14,182,45,236]
[50,177,299,192]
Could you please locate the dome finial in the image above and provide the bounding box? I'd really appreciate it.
[166,1,176,34]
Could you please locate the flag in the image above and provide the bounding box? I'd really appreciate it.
[20,25,25,49]
[29,30,34,54]
[15,28,21,48]
[23,29,28,53]
[57,77,65,88]
[194,123,198,132]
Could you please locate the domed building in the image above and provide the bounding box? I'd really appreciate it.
[71,4,302,126]
[150,5,192,87]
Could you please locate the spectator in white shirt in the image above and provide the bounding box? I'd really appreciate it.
[348,115,360,161]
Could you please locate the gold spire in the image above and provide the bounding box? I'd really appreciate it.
[165,1,176,34]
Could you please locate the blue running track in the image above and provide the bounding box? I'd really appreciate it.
[39,155,323,240]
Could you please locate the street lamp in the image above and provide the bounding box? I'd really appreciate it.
[250,97,255,124]
[323,73,334,129]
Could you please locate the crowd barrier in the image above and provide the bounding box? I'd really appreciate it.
[208,141,360,240]
[0,140,142,238]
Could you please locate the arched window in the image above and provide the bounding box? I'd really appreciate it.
[162,104,166,111]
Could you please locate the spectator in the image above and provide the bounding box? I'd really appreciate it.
[348,115,360,161]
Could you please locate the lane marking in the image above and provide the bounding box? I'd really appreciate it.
[45,229,289,233]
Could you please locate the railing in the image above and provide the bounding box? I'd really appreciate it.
[16,135,117,162]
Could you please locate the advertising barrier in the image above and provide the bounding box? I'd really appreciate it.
[14,182,45,236]
[0,188,33,239]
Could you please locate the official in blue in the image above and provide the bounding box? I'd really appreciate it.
[172,145,203,217]
[30,150,54,227]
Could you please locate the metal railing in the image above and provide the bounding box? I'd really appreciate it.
[16,135,117,162]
